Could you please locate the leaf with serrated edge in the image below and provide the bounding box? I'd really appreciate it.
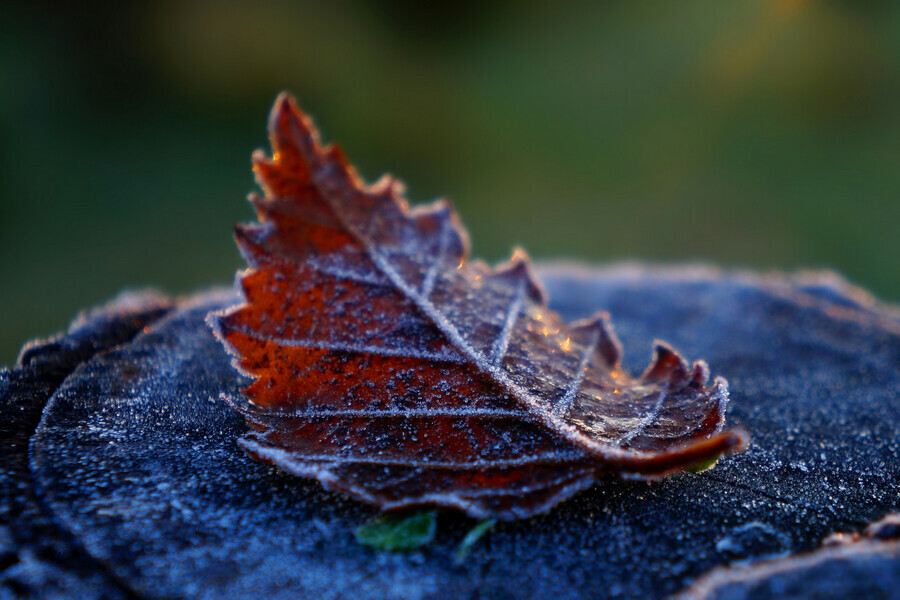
[209,93,748,521]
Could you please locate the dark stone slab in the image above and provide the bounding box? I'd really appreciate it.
[1,290,173,599]
[7,265,900,599]
[674,513,900,599]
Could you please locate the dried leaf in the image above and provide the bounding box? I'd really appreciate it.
[210,93,748,520]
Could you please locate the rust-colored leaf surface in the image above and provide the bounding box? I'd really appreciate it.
[210,93,748,520]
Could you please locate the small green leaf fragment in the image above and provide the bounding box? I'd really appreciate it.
[685,455,720,473]
[455,518,496,564]
[355,510,437,551]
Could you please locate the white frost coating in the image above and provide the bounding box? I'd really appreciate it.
[216,114,736,485]
[712,377,730,434]
[243,439,595,520]
[420,216,451,299]
[242,439,584,469]
[224,325,466,363]
[380,473,596,520]
[311,159,732,466]
[243,407,535,420]
[617,388,668,445]
[489,278,526,366]
[304,256,390,286]
[346,235,662,464]
[554,326,600,419]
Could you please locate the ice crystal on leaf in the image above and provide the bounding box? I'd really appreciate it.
[210,93,748,520]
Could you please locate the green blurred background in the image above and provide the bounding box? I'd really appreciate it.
[2,0,899,366]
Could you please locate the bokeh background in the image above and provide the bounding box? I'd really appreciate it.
[2,0,899,366]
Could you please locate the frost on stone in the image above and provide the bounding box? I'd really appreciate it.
[208,93,748,520]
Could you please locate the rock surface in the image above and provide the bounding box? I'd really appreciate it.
[2,264,899,599]
[674,513,900,600]
[1,291,173,598]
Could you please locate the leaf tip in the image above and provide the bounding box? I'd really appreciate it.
[266,91,321,168]
[690,360,711,387]
[641,341,691,386]
[492,247,547,304]
[571,311,623,367]
[269,91,299,136]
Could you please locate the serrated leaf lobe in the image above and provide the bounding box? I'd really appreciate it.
[210,93,747,520]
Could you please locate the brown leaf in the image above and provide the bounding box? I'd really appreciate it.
[209,93,748,520]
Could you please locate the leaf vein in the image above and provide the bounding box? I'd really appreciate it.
[264,451,586,469]
[490,279,526,366]
[554,327,600,418]
[229,326,466,362]
[255,408,534,419]
[420,217,450,298]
